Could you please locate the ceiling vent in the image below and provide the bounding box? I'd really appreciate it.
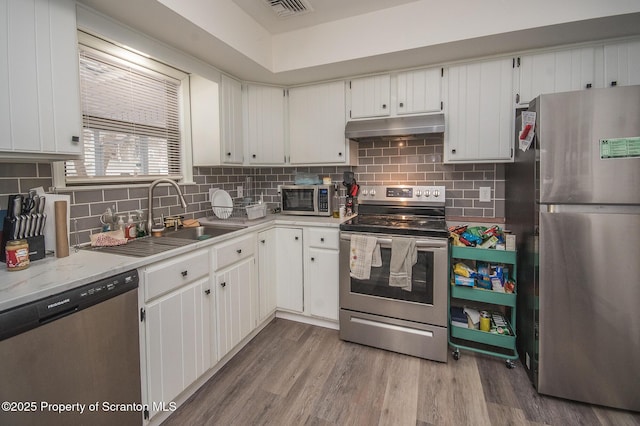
[263,0,313,18]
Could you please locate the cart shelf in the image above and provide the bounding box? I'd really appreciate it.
[450,284,516,307]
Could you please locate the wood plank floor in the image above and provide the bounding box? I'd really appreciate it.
[163,319,640,426]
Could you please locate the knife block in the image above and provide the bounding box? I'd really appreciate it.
[26,235,45,261]
[0,217,14,262]
[0,218,46,263]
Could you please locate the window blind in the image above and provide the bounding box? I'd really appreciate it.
[66,45,182,183]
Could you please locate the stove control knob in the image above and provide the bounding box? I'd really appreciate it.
[424,189,430,197]
[362,189,369,196]
[434,189,440,198]
[415,190,422,197]
[370,189,376,196]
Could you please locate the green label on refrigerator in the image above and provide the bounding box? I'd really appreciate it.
[600,137,640,159]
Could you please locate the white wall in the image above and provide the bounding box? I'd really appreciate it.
[271,0,640,72]
[156,0,273,71]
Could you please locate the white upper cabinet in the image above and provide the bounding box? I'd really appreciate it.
[0,0,81,158]
[220,74,243,164]
[603,39,640,88]
[396,68,442,114]
[243,84,286,165]
[190,74,221,166]
[348,74,391,119]
[289,81,355,165]
[516,47,601,106]
[444,57,515,163]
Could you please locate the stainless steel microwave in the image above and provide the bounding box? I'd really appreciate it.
[280,185,335,216]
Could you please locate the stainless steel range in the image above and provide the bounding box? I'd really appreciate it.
[339,185,449,362]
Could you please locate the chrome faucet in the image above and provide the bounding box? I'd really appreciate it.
[147,178,188,233]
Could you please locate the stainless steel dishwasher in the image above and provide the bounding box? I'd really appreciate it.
[0,270,142,426]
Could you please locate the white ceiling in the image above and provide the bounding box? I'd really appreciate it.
[77,0,640,85]
[232,0,421,34]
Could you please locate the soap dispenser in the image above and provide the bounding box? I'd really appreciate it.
[125,214,136,240]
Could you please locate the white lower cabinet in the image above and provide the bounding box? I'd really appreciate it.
[257,228,277,321]
[140,249,213,421]
[213,233,258,360]
[303,227,340,321]
[275,227,304,312]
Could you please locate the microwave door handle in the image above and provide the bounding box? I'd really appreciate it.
[314,188,319,214]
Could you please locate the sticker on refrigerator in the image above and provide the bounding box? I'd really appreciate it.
[600,137,640,159]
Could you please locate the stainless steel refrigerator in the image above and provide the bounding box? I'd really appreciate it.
[506,85,640,412]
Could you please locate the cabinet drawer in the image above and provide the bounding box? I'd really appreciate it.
[305,227,339,250]
[214,234,255,270]
[144,249,210,302]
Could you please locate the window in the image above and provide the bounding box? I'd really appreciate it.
[65,32,189,184]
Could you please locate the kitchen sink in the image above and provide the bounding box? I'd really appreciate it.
[84,225,244,257]
[162,225,245,240]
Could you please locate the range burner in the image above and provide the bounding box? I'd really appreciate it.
[340,185,448,238]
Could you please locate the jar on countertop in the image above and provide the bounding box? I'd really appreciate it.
[6,239,30,271]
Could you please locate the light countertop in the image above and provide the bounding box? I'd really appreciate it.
[0,213,350,312]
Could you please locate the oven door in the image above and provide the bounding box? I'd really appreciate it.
[339,231,448,327]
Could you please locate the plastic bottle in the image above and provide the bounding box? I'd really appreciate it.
[125,214,136,240]
[117,215,125,233]
[332,187,340,218]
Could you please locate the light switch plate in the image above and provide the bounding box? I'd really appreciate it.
[479,186,491,202]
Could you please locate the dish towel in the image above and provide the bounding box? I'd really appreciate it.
[350,235,382,280]
[389,237,417,291]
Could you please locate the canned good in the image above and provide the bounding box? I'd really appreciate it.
[479,310,491,332]
[6,239,30,271]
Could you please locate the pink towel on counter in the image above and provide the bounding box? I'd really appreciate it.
[90,230,128,247]
[349,235,382,280]
[389,237,417,291]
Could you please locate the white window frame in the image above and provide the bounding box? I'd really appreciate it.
[53,31,193,187]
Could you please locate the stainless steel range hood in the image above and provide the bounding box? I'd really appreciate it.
[345,114,445,140]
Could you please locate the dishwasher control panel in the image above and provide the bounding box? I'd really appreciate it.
[0,270,139,342]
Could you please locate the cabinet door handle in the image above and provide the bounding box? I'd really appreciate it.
[399,102,404,108]
[611,81,617,87]
[586,83,592,89]
[338,152,343,157]
[320,237,324,242]
[311,257,315,262]
[451,149,456,154]
[227,152,231,156]
[295,236,299,241]
[220,282,226,287]
[205,289,211,295]
[260,239,265,243]
[236,249,242,254]
[252,154,256,158]
[181,270,188,277]
[382,104,387,109]
[71,136,80,143]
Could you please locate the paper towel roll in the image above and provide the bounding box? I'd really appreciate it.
[54,200,69,258]
[41,194,70,255]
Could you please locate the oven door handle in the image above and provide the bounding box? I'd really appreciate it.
[340,233,447,250]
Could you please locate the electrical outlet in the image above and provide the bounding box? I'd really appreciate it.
[479,186,491,202]
[237,186,243,198]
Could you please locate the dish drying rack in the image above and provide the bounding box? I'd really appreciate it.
[211,201,267,220]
